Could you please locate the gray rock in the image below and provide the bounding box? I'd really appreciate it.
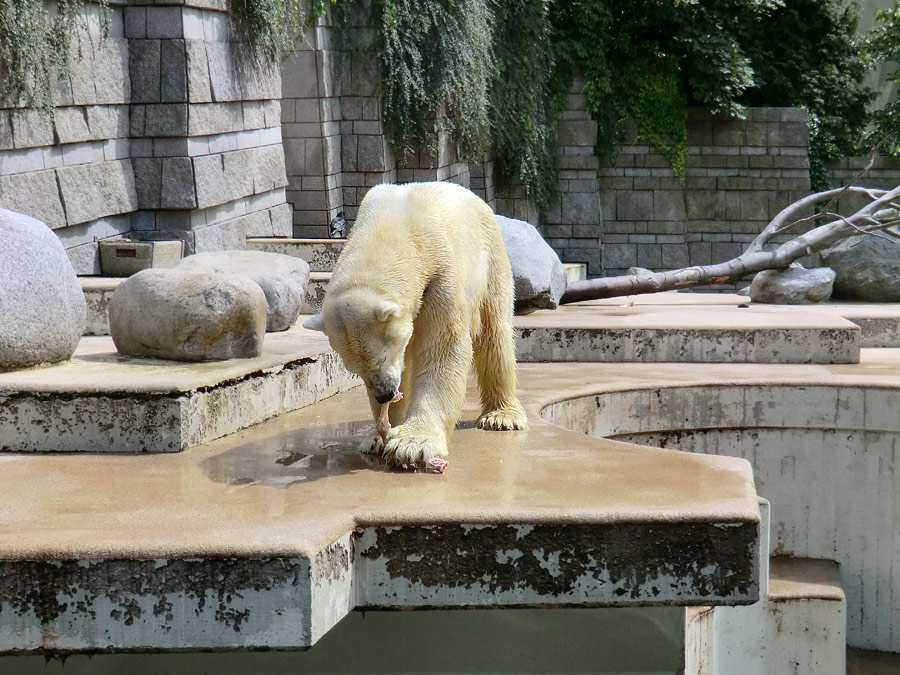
[749,265,835,304]
[820,232,900,301]
[497,215,567,314]
[176,250,310,331]
[108,269,267,361]
[0,208,86,370]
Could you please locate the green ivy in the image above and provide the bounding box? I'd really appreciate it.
[863,2,900,156]
[230,0,326,72]
[737,0,873,191]
[0,0,109,113]
[490,0,559,208]
[548,0,769,181]
[364,0,494,163]
[333,0,876,205]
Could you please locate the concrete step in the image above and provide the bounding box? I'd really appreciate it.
[686,499,845,675]
[246,236,589,283]
[83,281,865,364]
[515,294,862,364]
[564,262,587,283]
[688,557,846,675]
[246,237,345,273]
[0,326,358,453]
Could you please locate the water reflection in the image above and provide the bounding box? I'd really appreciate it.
[202,420,385,488]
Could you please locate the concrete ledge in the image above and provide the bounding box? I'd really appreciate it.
[246,237,345,272]
[81,286,896,364]
[541,360,900,653]
[768,557,844,603]
[0,361,761,652]
[516,297,860,364]
[0,327,358,452]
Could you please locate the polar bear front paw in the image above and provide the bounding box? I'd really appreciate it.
[382,425,448,468]
[477,407,529,431]
[358,434,384,455]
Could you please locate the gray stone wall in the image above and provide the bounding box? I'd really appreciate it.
[0,3,134,274]
[278,22,823,285]
[280,7,471,238]
[542,78,602,274]
[596,108,811,279]
[825,154,900,215]
[0,0,292,274]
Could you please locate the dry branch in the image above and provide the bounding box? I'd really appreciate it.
[560,184,900,304]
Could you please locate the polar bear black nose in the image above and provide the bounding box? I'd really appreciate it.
[374,390,396,405]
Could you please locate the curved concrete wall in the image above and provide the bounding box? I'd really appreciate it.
[542,383,900,652]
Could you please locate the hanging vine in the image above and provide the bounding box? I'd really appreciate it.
[0,0,109,114]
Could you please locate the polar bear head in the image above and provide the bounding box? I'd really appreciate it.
[303,288,413,404]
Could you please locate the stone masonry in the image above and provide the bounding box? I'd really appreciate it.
[596,108,811,279]
[4,2,892,281]
[278,14,814,281]
[281,7,469,237]
[0,0,291,274]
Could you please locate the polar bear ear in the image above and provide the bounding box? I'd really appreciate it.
[303,314,326,332]
[374,301,402,322]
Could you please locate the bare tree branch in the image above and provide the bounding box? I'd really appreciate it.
[560,182,900,305]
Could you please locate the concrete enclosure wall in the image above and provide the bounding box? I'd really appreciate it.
[542,383,900,652]
[0,0,292,274]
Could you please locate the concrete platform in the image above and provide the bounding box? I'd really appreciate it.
[0,362,761,653]
[81,282,894,365]
[515,294,862,364]
[246,237,345,272]
[541,349,900,654]
[0,327,358,453]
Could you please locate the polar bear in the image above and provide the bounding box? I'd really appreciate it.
[303,182,528,467]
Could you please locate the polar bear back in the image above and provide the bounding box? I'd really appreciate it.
[327,182,508,315]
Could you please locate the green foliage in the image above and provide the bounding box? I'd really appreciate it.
[369,0,494,162]
[863,2,900,156]
[229,0,311,71]
[0,0,108,113]
[490,0,558,207]
[548,0,768,181]
[736,0,873,190]
[338,0,878,204]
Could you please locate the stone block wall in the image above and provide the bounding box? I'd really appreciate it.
[0,0,292,274]
[0,3,135,274]
[124,1,291,257]
[825,155,900,216]
[542,79,602,274]
[280,8,470,238]
[597,108,811,279]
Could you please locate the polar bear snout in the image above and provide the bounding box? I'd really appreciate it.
[365,372,401,405]
[374,389,399,405]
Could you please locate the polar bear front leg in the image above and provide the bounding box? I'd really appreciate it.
[382,334,470,468]
[358,389,388,455]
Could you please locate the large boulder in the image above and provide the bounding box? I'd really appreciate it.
[0,208,85,370]
[749,265,836,304]
[177,250,310,331]
[108,269,267,361]
[820,233,900,301]
[496,215,567,314]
